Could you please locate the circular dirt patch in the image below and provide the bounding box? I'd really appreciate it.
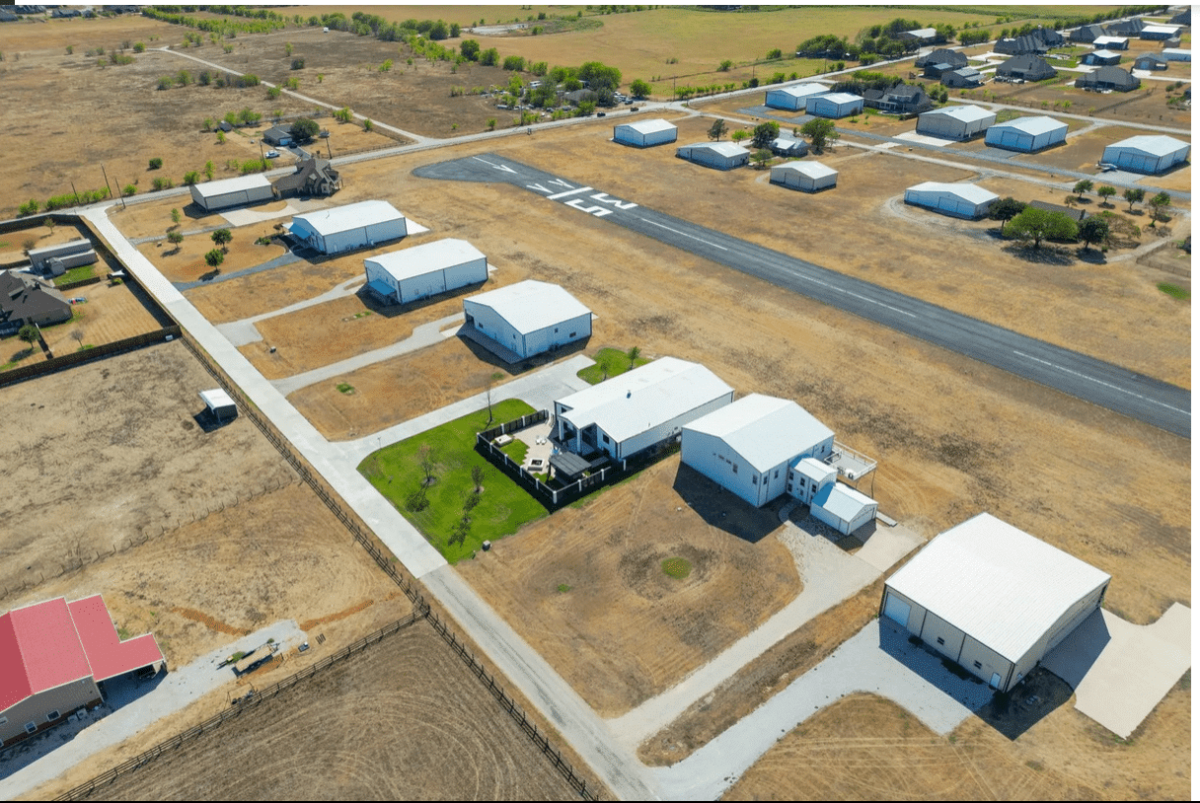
[619,542,716,601]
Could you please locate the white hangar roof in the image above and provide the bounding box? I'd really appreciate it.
[923,105,995,124]
[681,141,750,158]
[192,173,273,198]
[773,83,830,99]
[1090,49,1121,59]
[1141,24,1181,35]
[815,92,863,105]
[1107,134,1189,157]
[621,118,677,135]
[886,513,1111,662]
[465,279,590,334]
[991,115,1067,136]
[774,162,838,180]
[1093,36,1128,47]
[685,394,833,473]
[794,456,837,484]
[557,357,732,444]
[367,239,485,282]
[291,200,404,237]
[907,182,999,205]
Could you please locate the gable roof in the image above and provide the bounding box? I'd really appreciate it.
[680,141,749,158]
[991,115,1067,136]
[922,105,995,124]
[67,596,164,684]
[290,200,404,237]
[815,92,863,105]
[465,279,590,335]
[997,54,1057,75]
[367,239,485,283]
[813,482,876,523]
[1076,65,1140,88]
[908,181,999,205]
[769,83,830,100]
[773,161,837,179]
[1106,134,1190,157]
[192,173,273,199]
[0,270,70,324]
[684,394,833,473]
[794,456,837,484]
[620,118,677,135]
[0,598,92,713]
[916,48,968,68]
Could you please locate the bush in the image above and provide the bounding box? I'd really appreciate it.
[123,185,138,197]
[291,57,305,70]
[157,75,173,90]
[17,199,39,217]
[133,42,145,53]
[148,157,163,170]
[183,171,200,185]
[151,177,173,191]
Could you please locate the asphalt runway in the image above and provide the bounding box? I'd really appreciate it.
[413,154,1190,438]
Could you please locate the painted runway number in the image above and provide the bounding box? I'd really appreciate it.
[527,180,638,218]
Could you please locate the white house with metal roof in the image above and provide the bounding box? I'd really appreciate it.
[189,174,275,212]
[904,182,999,219]
[810,482,878,535]
[882,513,1110,692]
[765,83,830,111]
[769,161,838,192]
[806,92,864,119]
[285,200,407,254]
[554,357,733,462]
[364,239,488,305]
[916,105,996,140]
[984,115,1068,152]
[1102,135,1190,174]
[676,141,750,170]
[613,118,678,148]
[463,280,591,361]
[681,394,834,507]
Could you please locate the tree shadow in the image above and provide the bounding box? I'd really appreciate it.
[198,269,222,282]
[1076,247,1107,264]
[1000,243,1075,265]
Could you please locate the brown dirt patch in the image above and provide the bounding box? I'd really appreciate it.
[960,77,1190,128]
[76,623,581,802]
[456,456,800,717]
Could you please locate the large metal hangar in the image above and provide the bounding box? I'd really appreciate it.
[915,105,996,140]
[769,161,838,192]
[613,118,678,148]
[881,513,1110,692]
[364,238,488,306]
[189,174,275,212]
[463,280,591,361]
[285,200,407,255]
[904,182,999,219]
[806,92,865,119]
[1102,135,1190,174]
[675,141,750,170]
[764,83,829,111]
[984,115,1067,152]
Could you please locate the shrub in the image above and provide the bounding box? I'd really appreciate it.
[133,42,145,53]
[157,75,173,90]
[267,85,282,99]
[183,171,200,185]
[291,57,304,70]
[151,177,173,191]
[123,185,138,197]
[148,157,163,170]
[18,199,39,217]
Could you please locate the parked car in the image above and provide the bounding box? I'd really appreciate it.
[265,150,280,158]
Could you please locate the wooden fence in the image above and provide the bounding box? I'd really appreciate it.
[0,327,181,389]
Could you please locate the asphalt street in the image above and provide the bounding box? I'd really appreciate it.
[414,154,1190,438]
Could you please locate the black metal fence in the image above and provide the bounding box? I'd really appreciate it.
[478,409,548,441]
[0,327,182,389]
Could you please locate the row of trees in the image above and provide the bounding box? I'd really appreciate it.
[709,117,839,154]
[990,188,1173,251]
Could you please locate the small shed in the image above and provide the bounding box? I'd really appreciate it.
[942,67,985,89]
[806,92,864,119]
[916,105,996,140]
[613,118,678,148]
[200,389,238,423]
[27,239,97,277]
[1102,135,1190,174]
[1140,24,1182,40]
[189,174,275,212]
[765,83,829,111]
[769,161,838,192]
[788,456,837,505]
[769,136,809,157]
[675,142,750,170]
[984,116,1068,152]
[1082,49,1122,66]
[810,482,877,536]
[904,182,999,219]
[363,239,488,305]
[262,125,294,147]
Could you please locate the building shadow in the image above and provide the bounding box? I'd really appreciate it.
[193,408,237,433]
[670,463,783,544]
[456,330,592,377]
[975,667,1073,740]
[355,280,486,321]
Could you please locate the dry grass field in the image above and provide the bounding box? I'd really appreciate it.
[138,220,290,284]
[457,457,801,717]
[966,79,1191,128]
[78,623,581,802]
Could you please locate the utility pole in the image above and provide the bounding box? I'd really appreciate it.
[100,163,121,209]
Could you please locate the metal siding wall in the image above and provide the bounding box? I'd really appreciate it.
[617,391,734,459]
[885,589,928,634]
[649,128,677,146]
[443,257,489,292]
[398,270,447,303]
[682,432,759,506]
[0,679,100,745]
[466,302,518,350]
[918,612,966,660]
[957,636,1014,689]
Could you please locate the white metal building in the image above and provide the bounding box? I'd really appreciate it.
[806,92,865,118]
[765,83,829,111]
[364,239,487,305]
[675,142,750,170]
[1092,35,1129,50]
[881,513,1111,692]
[463,280,591,360]
[1139,24,1181,40]
[904,182,999,219]
[189,174,275,212]
[613,118,678,148]
[199,389,237,423]
[769,161,838,192]
[681,394,834,507]
[285,200,408,255]
[554,357,733,461]
[1101,135,1191,174]
[810,482,878,535]
[916,105,996,140]
[984,115,1068,152]
[27,239,96,277]
[1162,48,1190,62]
[1082,49,1122,66]
[787,456,836,504]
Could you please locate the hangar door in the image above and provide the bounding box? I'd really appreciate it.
[883,593,911,627]
[998,130,1023,148]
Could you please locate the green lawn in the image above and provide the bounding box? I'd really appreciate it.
[577,347,652,385]
[52,264,95,286]
[358,399,547,563]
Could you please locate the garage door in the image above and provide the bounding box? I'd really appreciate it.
[1001,131,1021,147]
[883,594,911,627]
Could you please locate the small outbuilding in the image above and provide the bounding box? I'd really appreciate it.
[942,67,985,89]
[199,389,238,423]
[904,182,999,219]
[915,49,968,70]
[613,118,678,148]
[262,125,294,147]
[1133,53,1168,70]
[285,200,407,255]
[810,482,878,536]
[1162,48,1191,62]
[769,161,838,192]
[27,239,97,277]
[1140,24,1182,40]
[916,105,996,140]
[881,512,1111,692]
[1102,135,1191,174]
[1082,49,1122,66]
[189,174,276,212]
[769,136,809,157]
[984,115,1068,152]
[364,239,488,306]
[764,83,829,111]
[463,280,591,361]
[676,141,750,170]
[806,92,864,119]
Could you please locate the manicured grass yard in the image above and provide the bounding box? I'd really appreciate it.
[358,399,547,563]
[576,347,652,385]
[52,264,95,286]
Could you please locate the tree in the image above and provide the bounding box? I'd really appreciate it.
[171,208,181,226]
[216,131,226,145]
[751,120,780,150]
[459,39,480,61]
[18,323,39,345]
[629,78,651,99]
[471,465,485,494]
[363,118,374,131]
[183,171,199,185]
[1122,187,1144,212]
[418,444,437,487]
[707,118,728,141]
[167,230,184,247]
[211,228,232,252]
[751,148,773,169]
[291,57,305,70]
[627,345,641,369]
[988,197,1026,230]
[1004,207,1078,249]
[577,61,622,93]
[204,249,224,269]
[70,329,85,350]
[718,59,733,72]
[487,117,497,131]
[1096,185,1116,207]
[1078,217,1110,251]
[1148,191,1171,225]
[290,117,320,142]
[800,117,838,153]
[285,42,293,57]
[204,160,215,180]
[1073,179,1093,202]
[730,129,749,144]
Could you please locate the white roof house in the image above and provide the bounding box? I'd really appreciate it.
[1092,35,1128,49]
[286,200,408,254]
[1102,135,1191,174]
[189,174,275,212]
[883,513,1111,690]
[1162,48,1190,61]
[904,182,999,219]
[463,280,592,361]
[1140,24,1181,37]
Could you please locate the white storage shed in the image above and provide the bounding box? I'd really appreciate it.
[676,142,750,170]
[285,200,408,255]
[916,105,996,140]
[769,161,838,192]
[810,482,877,536]
[613,118,678,148]
[199,389,237,423]
[806,92,864,118]
[364,239,488,305]
[765,84,830,111]
[463,280,591,361]
[1162,48,1190,62]
[904,182,998,219]
[681,394,834,508]
[1102,135,1190,174]
[984,115,1068,152]
[189,174,275,212]
[881,513,1111,692]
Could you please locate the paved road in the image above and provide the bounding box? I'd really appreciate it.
[413,154,1190,438]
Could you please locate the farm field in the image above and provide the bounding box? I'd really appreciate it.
[456,457,801,717]
[79,623,582,801]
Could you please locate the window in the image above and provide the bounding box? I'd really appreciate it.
[936,637,945,645]
[752,475,757,485]
[973,661,983,669]
[554,327,559,333]
[732,464,738,474]
[569,332,576,337]
[46,710,60,722]
[774,469,779,478]
[24,722,36,734]
[0,717,7,727]
[799,478,806,487]
[601,433,609,444]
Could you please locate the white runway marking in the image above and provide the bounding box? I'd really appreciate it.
[1013,350,1190,415]
[637,217,729,251]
